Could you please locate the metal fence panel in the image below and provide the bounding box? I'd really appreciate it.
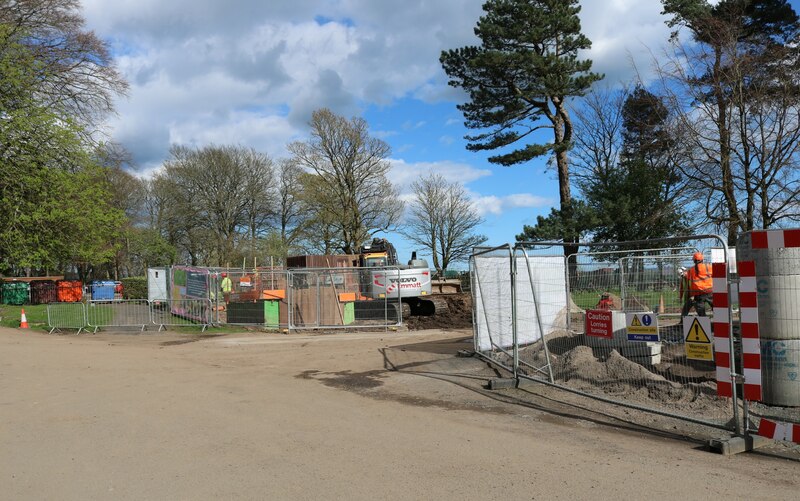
[348,268,403,329]
[288,270,320,328]
[472,245,515,354]
[213,269,289,327]
[86,299,151,332]
[47,302,86,334]
[151,299,212,331]
[317,268,363,328]
[619,252,696,315]
[472,236,742,433]
[286,268,403,330]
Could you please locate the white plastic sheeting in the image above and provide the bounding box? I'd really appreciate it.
[473,255,567,352]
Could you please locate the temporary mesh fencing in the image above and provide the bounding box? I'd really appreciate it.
[45,267,408,332]
[47,298,213,333]
[47,303,87,334]
[208,267,403,330]
[471,235,758,433]
[151,299,213,331]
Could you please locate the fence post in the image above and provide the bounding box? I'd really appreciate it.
[565,253,573,334]
[721,242,742,436]
[287,270,295,331]
[519,245,555,383]
[510,247,518,379]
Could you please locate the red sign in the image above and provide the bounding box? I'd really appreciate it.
[585,309,613,338]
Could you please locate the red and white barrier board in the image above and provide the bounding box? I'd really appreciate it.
[758,418,800,444]
[736,261,762,401]
[712,262,732,398]
[749,229,800,248]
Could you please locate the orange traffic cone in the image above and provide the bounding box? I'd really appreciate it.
[20,308,29,329]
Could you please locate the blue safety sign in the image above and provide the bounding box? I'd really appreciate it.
[626,312,660,342]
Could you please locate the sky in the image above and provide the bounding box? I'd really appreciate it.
[77,0,798,267]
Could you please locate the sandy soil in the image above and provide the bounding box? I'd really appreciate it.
[1,326,798,500]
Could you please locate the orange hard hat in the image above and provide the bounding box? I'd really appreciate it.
[693,252,704,262]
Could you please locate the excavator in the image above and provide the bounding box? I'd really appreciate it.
[358,238,447,316]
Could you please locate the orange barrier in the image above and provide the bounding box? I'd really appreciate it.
[262,289,286,300]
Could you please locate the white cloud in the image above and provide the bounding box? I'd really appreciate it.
[389,159,550,217]
[78,0,677,173]
[503,193,552,209]
[579,1,672,85]
[470,193,552,217]
[388,159,491,191]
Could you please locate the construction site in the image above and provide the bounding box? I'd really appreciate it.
[3,230,800,501]
[9,238,470,333]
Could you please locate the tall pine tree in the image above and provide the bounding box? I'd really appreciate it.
[441,0,602,253]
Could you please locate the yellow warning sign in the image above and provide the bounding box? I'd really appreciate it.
[686,343,714,361]
[683,316,713,361]
[686,318,711,343]
[631,316,642,327]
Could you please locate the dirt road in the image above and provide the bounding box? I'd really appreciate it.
[1,327,797,499]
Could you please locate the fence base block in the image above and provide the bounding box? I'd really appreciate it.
[488,377,538,390]
[708,434,772,455]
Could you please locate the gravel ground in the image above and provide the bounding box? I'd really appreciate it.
[1,326,798,500]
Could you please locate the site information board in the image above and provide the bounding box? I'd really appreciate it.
[585,309,613,339]
[186,271,208,298]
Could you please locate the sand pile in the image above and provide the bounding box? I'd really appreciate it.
[549,345,728,409]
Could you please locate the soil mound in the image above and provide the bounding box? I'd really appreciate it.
[406,293,473,330]
[553,346,668,387]
[548,345,728,410]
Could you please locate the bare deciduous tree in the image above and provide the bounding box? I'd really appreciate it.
[659,0,800,243]
[0,0,128,134]
[155,145,275,266]
[288,108,403,254]
[274,158,307,257]
[402,174,487,275]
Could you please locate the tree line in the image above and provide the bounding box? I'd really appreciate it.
[110,108,486,276]
[4,0,799,280]
[0,0,486,279]
[441,0,800,250]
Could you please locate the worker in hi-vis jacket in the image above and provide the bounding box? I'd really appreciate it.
[680,252,713,316]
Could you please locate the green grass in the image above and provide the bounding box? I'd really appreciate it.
[85,303,114,324]
[571,290,621,309]
[0,303,261,333]
[0,304,49,330]
[571,289,677,311]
